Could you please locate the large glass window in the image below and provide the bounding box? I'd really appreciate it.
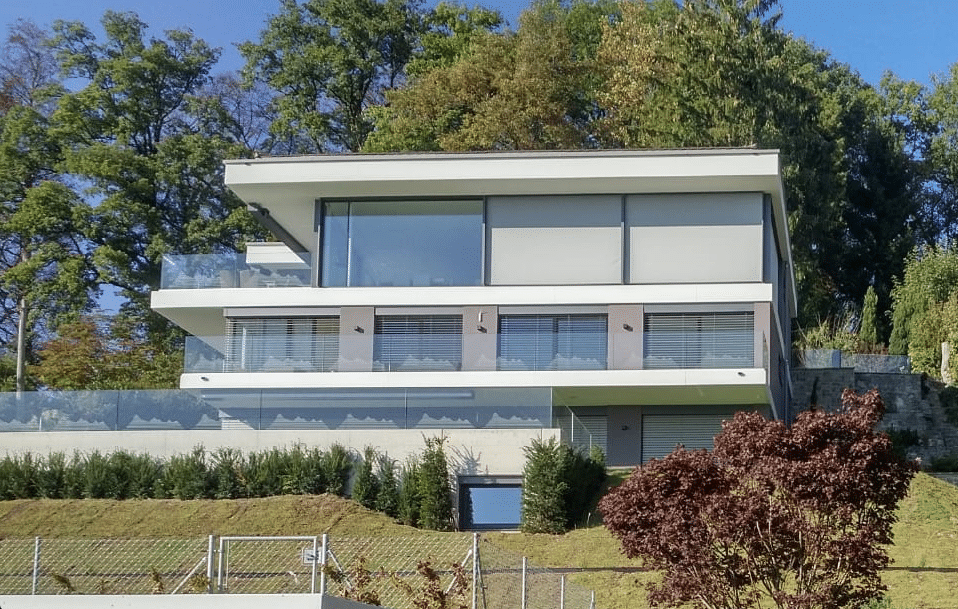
[225,317,339,372]
[643,312,754,369]
[498,314,608,371]
[321,200,483,287]
[373,315,463,371]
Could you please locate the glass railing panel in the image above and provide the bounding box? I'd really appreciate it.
[0,387,553,432]
[496,330,608,371]
[161,252,312,289]
[184,336,225,373]
[116,390,220,430]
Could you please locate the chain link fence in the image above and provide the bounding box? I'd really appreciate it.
[0,534,595,609]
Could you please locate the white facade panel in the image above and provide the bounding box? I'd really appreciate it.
[487,195,622,285]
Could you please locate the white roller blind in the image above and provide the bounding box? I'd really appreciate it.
[225,317,339,372]
[487,195,623,285]
[498,314,608,370]
[373,315,463,371]
[644,312,754,369]
[642,414,728,461]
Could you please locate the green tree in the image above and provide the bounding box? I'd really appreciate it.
[520,438,570,534]
[595,0,921,326]
[51,11,260,342]
[417,437,453,531]
[0,21,95,392]
[31,314,182,390]
[240,0,424,153]
[375,455,400,518]
[365,0,615,152]
[860,285,879,346]
[889,244,958,358]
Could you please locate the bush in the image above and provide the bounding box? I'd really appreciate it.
[520,439,607,534]
[929,453,958,472]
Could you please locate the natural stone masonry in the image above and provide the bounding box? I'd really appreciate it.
[792,368,958,464]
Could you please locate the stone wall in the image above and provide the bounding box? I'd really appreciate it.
[792,368,958,465]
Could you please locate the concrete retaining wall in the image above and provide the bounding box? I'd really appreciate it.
[792,368,958,464]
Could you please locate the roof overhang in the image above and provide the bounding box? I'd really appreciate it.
[223,149,798,318]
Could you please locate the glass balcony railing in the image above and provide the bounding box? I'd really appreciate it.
[0,388,553,432]
[160,252,312,289]
[0,390,221,432]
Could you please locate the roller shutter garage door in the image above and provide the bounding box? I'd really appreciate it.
[641,414,729,462]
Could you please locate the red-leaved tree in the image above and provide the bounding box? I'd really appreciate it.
[599,389,917,609]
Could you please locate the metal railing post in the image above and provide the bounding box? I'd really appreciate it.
[206,535,215,593]
[31,536,40,595]
[560,574,565,609]
[320,533,328,596]
[521,556,527,609]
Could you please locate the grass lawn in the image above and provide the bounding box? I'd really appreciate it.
[0,472,955,608]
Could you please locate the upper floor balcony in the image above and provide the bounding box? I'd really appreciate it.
[160,245,312,290]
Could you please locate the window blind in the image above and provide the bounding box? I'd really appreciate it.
[225,317,339,372]
[643,312,753,369]
[498,314,608,371]
[373,315,463,371]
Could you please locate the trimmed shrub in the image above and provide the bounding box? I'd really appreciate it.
[398,457,421,527]
[210,447,244,499]
[375,455,400,518]
[163,447,210,499]
[319,443,353,497]
[352,446,380,509]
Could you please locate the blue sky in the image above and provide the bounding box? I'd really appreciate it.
[2,0,956,88]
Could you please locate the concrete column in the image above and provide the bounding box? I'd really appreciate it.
[462,306,498,371]
[609,305,643,370]
[754,302,772,370]
[338,307,374,371]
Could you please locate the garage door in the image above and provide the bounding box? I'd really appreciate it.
[641,414,729,462]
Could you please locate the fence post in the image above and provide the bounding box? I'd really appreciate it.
[560,574,565,609]
[310,535,319,594]
[206,535,216,594]
[590,590,595,609]
[217,536,226,592]
[31,536,40,595]
[319,533,328,597]
[472,533,478,609]
[521,556,527,609]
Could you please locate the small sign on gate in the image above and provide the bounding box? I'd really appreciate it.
[302,547,320,565]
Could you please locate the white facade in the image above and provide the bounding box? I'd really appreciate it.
[151,150,796,480]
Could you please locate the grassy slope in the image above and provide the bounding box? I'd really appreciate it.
[1,473,956,608]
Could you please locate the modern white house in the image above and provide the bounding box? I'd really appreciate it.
[145,149,796,526]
